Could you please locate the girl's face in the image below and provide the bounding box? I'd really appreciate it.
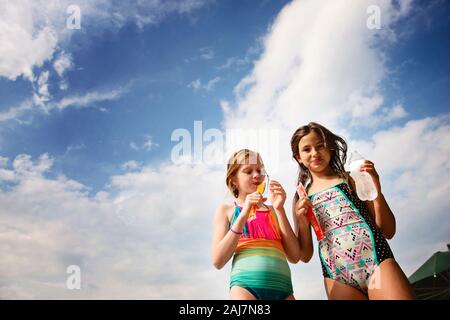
[233,163,265,196]
[297,131,331,174]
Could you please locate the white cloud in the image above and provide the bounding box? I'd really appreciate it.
[0,87,127,123]
[0,169,15,182]
[13,153,53,178]
[217,44,261,70]
[224,0,414,132]
[54,88,125,110]
[0,99,34,123]
[53,50,73,91]
[204,77,220,91]
[0,154,228,299]
[53,51,73,78]
[34,71,51,108]
[189,79,202,91]
[0,0,211,122]
[64,143,86,156]
[37,71,50,98]
[0,17,57,81]
[0,156,9,167]
[199,47,214,60]
[142,135,157,152]
[384,104,408,121]
[117,0,212,29]
[185,47,216,63]
[188,77,221,92]
[129,141,140,151]
[59,81,69,91]
[0,0,211,82]
[129,135,159,152]
[121,161,142,171]
[347,94,407,127]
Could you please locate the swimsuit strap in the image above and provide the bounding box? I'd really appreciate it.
[231,202,249,237]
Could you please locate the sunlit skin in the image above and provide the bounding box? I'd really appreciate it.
[293,131,414,300]
[211,162,300,300]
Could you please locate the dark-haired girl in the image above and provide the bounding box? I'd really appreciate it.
[291,122,414,300]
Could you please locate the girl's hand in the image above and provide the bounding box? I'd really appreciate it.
[269,180,286,210]
[243,192,265,212]
[360,160,382,195]
[295,197,312,221]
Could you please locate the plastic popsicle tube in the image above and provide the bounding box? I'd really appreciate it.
[296,183,324,241]
[249,180,266,219]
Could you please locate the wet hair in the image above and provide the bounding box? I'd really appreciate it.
[290,122,348,202]
[226,149,264,198]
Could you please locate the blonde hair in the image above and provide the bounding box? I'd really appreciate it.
[226,149,264,198]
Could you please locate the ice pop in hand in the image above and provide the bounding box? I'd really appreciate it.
[296,183,324,241]
[257,181,266,194]
[249,176,268,219]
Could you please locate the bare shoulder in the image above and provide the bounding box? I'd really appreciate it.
[344,171,356,190]
[215,203,235,222]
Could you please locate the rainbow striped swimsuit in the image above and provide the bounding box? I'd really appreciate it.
[229,204,293,300]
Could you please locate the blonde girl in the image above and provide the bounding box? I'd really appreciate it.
[211,149,301,300]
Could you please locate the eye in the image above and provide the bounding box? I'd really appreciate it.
[257,168,266,176]
[302,147,310,152]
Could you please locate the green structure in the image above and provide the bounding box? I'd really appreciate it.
[409,245,450,300]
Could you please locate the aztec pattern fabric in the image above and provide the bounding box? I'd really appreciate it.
[229,205,293,299]
[309,182,394,294]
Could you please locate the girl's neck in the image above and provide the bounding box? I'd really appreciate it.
[310,166,338,181]
[235,195,246,206]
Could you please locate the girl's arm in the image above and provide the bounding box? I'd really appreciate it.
[292,197,314,262]
[358,161,396,239]
[367,194,396,239]
[269,180,300,263]
[272,206,301,263]
[211,204,250,269]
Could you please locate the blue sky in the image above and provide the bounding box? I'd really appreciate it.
[1,0,291,192]
[0,0,449,299]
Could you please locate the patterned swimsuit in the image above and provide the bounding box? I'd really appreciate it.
[309,181,394,294]
[229,204,293,300]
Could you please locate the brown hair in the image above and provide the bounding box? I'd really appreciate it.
[226,149,264,198]
[290,122,348,201]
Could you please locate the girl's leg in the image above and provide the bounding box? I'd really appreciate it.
[324,278,368,300]
[368,258,415,300]
[229,286,257,300]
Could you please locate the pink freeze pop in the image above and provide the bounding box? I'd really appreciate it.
[296,183,324,241]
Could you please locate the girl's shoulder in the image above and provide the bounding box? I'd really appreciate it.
[343,171,356,192]
[307,176,343,196]
[216,203,236,222]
